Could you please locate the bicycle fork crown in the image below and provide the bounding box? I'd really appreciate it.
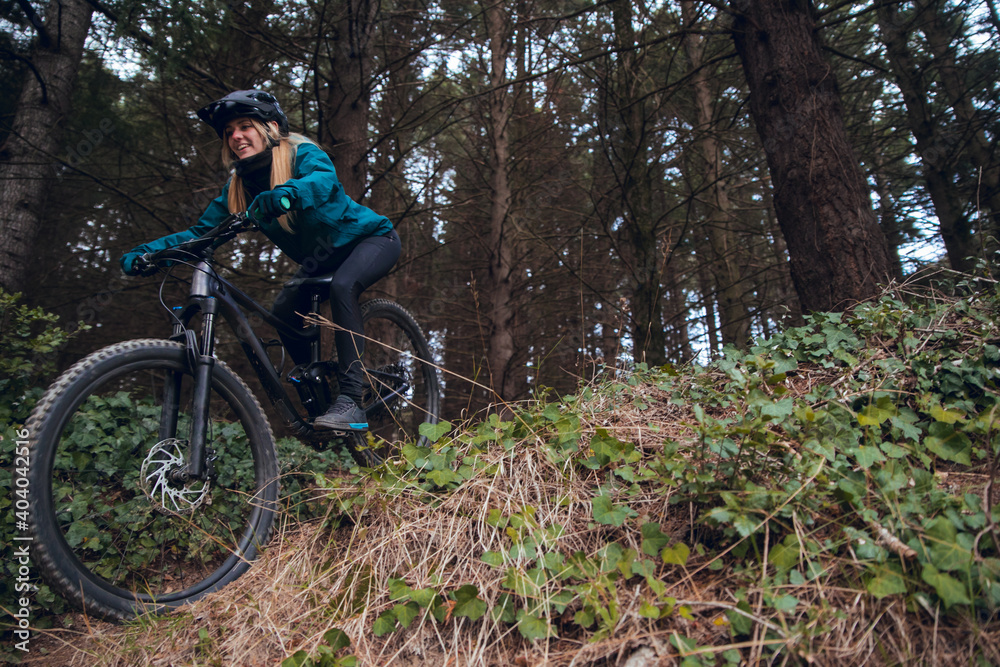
[190,261,217,297]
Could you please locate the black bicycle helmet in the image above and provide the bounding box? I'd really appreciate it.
[197,90,289,138]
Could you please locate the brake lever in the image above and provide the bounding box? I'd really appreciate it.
[231,214,257,232]
[135,254,158,276]
[143,213,257,270]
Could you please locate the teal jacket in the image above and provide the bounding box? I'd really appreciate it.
[122,141,392,268]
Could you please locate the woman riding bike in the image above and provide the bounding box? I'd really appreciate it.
[120,90,400,432]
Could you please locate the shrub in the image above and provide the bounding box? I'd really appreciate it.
[1,289,87,639]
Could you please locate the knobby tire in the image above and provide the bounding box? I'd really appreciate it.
[343,299,441,466]
[25,339,279,621]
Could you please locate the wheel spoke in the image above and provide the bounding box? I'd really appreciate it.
[27,341,278,620]
[359,301,441,448]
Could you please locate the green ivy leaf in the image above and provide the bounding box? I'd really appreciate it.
[486,509,508,528]
[669,633,698,654]
[640,522,670,557]
[419,420,453,443]
[726,600,754,636]
[401,443,431,467]
[550,589,575,614]
[393,601,420,628]
[574,608,595,628]
[372,612,397,637]
[322,628,351,652]
[281,650,310,667]
[866,564,908,599]
[387,578,411,601]
[426,468,460,487]
[732,515,757,538]
[646,575,667,598]
[453,585,487,621]
[504,568,544,598]
[748,389,794,421]
[410,588,438,608]
[516,609,554,640]
[924,423,972,465]
[921,563,972,608]
[661,543,690,566]
[771,594,799,613]
[481,551,504,567]
[542,403,562,421]
[930,404,965,424]
[589,429,624,467]
[541,551,567,574]
[703,506,733,524]
[492,593,517,623]
[767,535,800,572]
[889,415,922,441]
[638,600,660,619]
[598,542,625,572]
[857,403,893,426]
[879,441,909,458]
[591,494,638,527]
[852,444,887,469]
[631,558,655,578]
[926,517,974,572]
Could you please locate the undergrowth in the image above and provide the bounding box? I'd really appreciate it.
[1,289,87,628]
[0,288,349,663]
[19,281,1000,666]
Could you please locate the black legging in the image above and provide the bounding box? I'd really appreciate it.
[272,229,401,402]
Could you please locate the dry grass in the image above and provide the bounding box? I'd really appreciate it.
[22,391,999,666]
[19,283,1000,666]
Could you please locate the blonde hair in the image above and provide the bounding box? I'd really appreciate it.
[222,119,311,233]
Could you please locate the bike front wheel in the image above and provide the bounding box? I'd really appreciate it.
[24,339,279,621]
[347,300,440,465]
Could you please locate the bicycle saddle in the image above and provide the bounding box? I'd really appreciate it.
[283,274,335,295]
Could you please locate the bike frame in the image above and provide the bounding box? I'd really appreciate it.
[166,259,329,480]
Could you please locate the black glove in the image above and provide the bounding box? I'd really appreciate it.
[120,252,156,276]
[250,187,294,220]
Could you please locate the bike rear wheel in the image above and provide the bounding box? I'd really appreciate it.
[25,339,279,621]
[345,300,441,465]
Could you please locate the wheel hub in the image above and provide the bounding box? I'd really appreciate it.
[140,438,211,514]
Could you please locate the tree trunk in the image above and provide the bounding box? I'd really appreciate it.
[368,0,426,302]
[0,0,94,295]
[696,260,720,357]
[871,152,906,281]
[682,0,751,349]
[319,0,378,202]
[483,0,520,401]
[730,0,892,313]
[661,260,694,363]
[877,1,978,272]
[608,0,667,365]
[916,0,1000,249]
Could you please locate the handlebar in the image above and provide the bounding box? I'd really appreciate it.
[139,212,257,271]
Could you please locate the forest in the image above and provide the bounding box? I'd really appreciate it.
[1,0,999,418]
[3,1,1000,664]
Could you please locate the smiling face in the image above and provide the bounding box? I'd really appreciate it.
[225,117,266,159]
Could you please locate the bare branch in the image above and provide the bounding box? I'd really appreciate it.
[15,0,52,47]
[82,0,228,89]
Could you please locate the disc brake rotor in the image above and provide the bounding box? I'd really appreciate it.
[139,438,211,515]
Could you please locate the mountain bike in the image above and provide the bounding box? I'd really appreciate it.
[21,212,440,621]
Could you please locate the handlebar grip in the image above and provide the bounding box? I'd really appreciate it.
[133,253,157,276]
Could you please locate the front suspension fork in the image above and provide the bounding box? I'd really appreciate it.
[166,294,218,483]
